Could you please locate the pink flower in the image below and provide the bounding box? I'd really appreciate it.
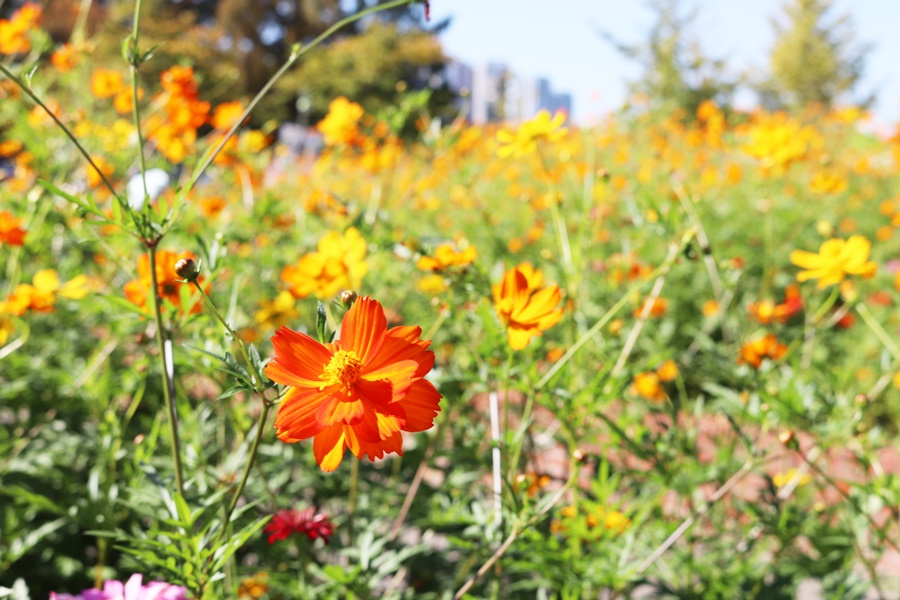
[50,574,187,600]
[264,507,335,544]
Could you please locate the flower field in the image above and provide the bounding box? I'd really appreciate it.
[4,3,900,599]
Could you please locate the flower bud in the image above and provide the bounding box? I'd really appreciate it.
[778,429,797,450]
[174,257,200,282]
[340,290,358,309]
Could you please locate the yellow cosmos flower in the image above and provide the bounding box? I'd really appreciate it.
[416,243,477,272]
[281,228,369,300]
[492,263,563,350]
[318,97,364,146]
[4,270,90,316]
[496,110,567,158]
[254,290,299,330]
[790,235,876,289]
[773,468,811,488]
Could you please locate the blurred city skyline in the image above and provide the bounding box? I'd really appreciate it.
[432,0,900,131]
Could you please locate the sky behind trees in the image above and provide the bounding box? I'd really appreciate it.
[432,0,900,130]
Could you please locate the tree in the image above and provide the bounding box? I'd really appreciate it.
[599,0,735,117]
[759,0,871,110]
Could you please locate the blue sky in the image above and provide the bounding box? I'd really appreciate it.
[431,0,900,130]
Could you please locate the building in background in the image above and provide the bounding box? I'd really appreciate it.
[458,63,572,124]
[443,61,571,124]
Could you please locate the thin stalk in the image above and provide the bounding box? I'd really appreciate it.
[857,303,900,362]
[489,391,503,529]
[535,234,691,392]
[149,247,184,495]
[178,0,416,203]
[348,456,360,539]
[217,402,271,542]
[127,0,149,202]
[0,65,150,241]
[453,426,581,600]
[635,459,755,575]
[538,150,574,276]
[191,280,263,388]
[389,421,443,540]
[609,260,669,380]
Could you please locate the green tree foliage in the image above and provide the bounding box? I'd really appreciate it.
[37,0,447,125]
[270,21,450,123]
[600,0,735,117]
[760,0,871,110]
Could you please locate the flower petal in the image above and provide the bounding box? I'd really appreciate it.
[339,296,386,363]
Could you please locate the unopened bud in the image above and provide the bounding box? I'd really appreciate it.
[573,448,586,463]
[778,429,797,449]
[854,393,868,407]
[174,257,200,282]
[340,290,358,309]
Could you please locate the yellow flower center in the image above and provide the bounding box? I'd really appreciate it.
[322,350,363,388]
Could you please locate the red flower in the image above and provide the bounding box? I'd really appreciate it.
[264,507,334,544]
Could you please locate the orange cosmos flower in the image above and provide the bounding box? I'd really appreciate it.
[738,333,788,368]
[493,263,563,350]
[265,296,442,472]
[90,69,126,100]
[0,210,26,246]
[212,100,246,130]
[632,371,666,402]
[50,43,79,72]
[790,235,877,289]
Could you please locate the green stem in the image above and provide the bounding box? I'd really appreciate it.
[149,246,184,496]
[0,65,135,223]
[535,234,692,391]
[538,150,574,277]
[178,0,417,204]
[218,402,271,541]
[857,303,900,362]
[348,455,360,540]
[811,285,841,325]
[128,0,150,202]
[192,280,262,388]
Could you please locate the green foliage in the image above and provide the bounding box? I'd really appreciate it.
[760,0,871,110]
[272,22,451,124]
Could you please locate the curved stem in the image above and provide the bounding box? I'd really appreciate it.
[178,0,416,204]
[535,235,692,391]
[856,303,900,362]
[219,402,271,538]
[149,246,184,495]
[191,280,262,388]
[128,0,149,202]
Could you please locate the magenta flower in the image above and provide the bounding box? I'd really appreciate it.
[50,574,187,600]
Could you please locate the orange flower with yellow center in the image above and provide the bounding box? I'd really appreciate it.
[265,296,442,472]
[493,263,563,350]
[790,235,877,289]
